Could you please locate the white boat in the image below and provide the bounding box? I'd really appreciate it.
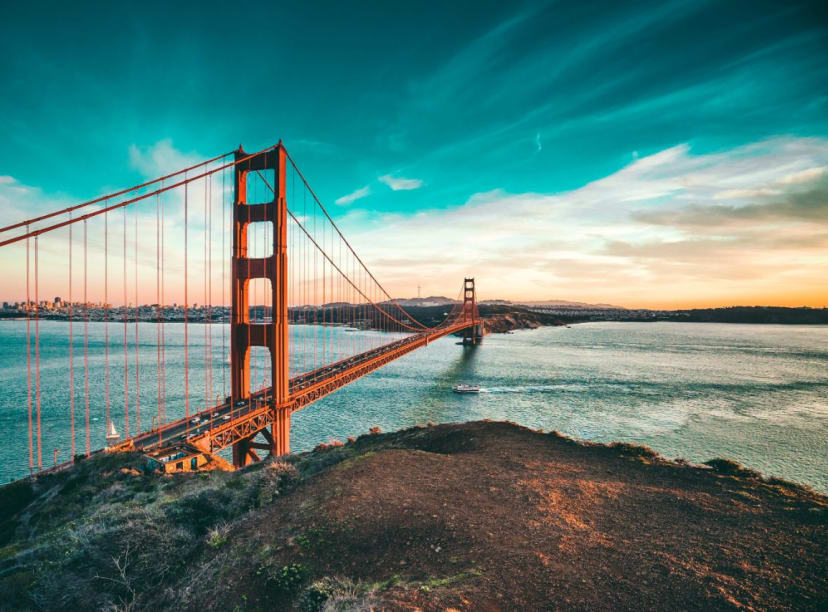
[452,384,481,394]
[105,420,120,446]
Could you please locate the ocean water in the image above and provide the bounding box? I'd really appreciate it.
[1,321,826,492]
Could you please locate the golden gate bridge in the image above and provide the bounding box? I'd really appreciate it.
[0,142,482,478]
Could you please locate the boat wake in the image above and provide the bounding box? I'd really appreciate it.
[480,384,589,394]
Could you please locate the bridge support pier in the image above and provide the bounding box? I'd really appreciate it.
[230,143,290,467]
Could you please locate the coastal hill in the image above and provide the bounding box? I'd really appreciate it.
[1,421,824,610]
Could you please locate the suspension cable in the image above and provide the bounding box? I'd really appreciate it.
[0,146,279,248]
[0,150,232,234]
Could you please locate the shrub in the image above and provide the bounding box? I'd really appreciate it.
[327,439,344,448]
[265,563,309,597]
[267,461,300,482]
[207,523,229,549]
[609,442,659,458]
[314,442,330,452]
[368,426,381,435]
[346,436,356,444]
[299,576,360,612]
[704,458,761,477]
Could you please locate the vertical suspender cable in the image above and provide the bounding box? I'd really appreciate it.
[208,170,213,408]
[84,221,90,455]
[134,203,140,432]
[313,195,316,368]
[123,207,129,438]
[69,214,75,458]
[105,211,110,441]
[322,221,326,367]
[26,228,32,472]
[222,161,226,398]
[161,181,166,425]
[247,174,252,413]
[156,192,161,433]
[184,181,189,424]
[204,175,208,409]
[35,236,41,470]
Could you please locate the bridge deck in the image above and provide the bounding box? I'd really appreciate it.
[122,320,474,462]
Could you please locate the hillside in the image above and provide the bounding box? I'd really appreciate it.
[1,421,825,610]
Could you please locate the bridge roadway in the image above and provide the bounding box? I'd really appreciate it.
[123,319,475,460]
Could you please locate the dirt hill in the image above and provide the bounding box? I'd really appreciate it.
[0,421,825,610]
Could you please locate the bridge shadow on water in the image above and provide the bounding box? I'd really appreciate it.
[400,344,481,424]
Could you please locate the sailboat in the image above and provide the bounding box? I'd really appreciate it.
[105,420,120,447]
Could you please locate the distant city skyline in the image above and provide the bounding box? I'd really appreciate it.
[1,1,826,308]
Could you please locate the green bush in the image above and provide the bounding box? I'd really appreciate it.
[264,562,308,597]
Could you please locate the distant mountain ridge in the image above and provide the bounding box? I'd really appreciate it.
[517,299,627,310]
[389,296,458,307]
[479,299,627,310]
[391,297,628,309]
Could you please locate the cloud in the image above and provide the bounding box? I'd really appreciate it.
[288,138,337,155]
[335,185,371,205]
[634,169,828,227]
[535,132,542,153]
[378,175,423,191]
[336,136,828,307]
[128,138,203,178]
[4,137,827,310]
[0,139,236,307]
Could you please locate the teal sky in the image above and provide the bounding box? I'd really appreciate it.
[2,1,827,307]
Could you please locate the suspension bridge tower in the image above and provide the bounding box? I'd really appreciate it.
[462,277,483,345]
[230,143,290,466]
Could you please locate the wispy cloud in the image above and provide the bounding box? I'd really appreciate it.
[336,136,828,307]
[535,132,542,153]
[335,185,371,205]
[378,175,423,191]
[128,139,202,178]
[289,138,337,155]
[1,140,231,306]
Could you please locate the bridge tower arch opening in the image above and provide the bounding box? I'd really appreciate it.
[231,143,290,467]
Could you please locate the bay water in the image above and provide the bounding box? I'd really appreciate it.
[1,321,825,492]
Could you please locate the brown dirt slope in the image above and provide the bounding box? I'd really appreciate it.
[190,421,826,611]
[1,421,825,611]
